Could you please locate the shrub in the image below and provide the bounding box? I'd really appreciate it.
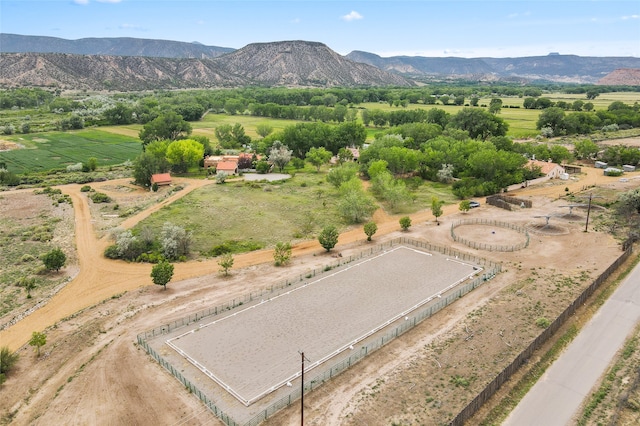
[255,160,270,174]
[536,317,551,328]
[399,216,412,231]
[318,225,339,251]
[0,346,20,379]
[41,247,66,271]
[66,163,83,172]
[363,222,378,241]
[80,185,92,192]
[273,242,292,266]
[89,192,111,203]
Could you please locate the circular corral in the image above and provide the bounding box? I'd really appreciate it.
[451,219,529,251]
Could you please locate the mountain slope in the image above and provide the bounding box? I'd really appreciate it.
[0,33,234,59]
[215,41,410,87]
[0,53,246,90]
[346,51,640,83]
[597,68,640,86]
[0,41,411,90]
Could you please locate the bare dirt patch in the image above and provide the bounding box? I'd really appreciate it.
[598,137,640,148]
[0,140,22,151]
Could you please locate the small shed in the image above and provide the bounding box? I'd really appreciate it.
[150,173,172,186]
[595,161,608,169]
[623,165,636,172]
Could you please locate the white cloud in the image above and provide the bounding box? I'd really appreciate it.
[73,0,89,4]
[291,18,301,24]
[118,23,145,31]
[507,11,531,19]
[621,14,639,20]
[341,11,363,22]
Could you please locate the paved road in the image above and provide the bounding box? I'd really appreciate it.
[503,257,640,426]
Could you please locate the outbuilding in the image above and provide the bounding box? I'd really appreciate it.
[150,173,172,186]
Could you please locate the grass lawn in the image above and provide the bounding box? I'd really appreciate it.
[132,172,347,256]
[0,129,142,174]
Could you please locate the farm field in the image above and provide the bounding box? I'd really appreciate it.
[0,129,141,174]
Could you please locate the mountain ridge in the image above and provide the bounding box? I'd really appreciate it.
[1,34,640,88]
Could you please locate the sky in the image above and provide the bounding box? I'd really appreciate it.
[1,0,639,58]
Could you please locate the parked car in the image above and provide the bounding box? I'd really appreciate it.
[469,201,480,208]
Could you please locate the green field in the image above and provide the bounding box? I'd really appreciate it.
[0,129,142,174]
[133,173,344,254]
[131,170,456,255]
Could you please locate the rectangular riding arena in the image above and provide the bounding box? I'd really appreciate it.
[139,239,498,425]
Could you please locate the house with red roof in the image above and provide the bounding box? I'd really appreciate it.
[216,161,238,175]
[150,173,172,186]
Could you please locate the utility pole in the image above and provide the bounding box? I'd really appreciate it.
[585,193,593,232]
[581,192,603,232]
[299,351,309,425]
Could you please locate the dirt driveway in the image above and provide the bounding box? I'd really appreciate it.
[1,166,638,425]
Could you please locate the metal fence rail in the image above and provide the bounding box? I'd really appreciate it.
[450,218,530,252]
[136,237,499,426]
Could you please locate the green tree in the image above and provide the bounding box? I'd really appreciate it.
[273,242,292,266]
[133,149,170,187]
[449,108,508,140]
[459,200,471,213]
[218,253,234,276]
[256,123,273,138]
[19,276,37,298]
[214,124,234,147]
[104,103,134,125]
[86,157,98,172]
[337,147,354,164]
[399,216,412,231]
[574,139,600,160]
[536,107,566,136]
[29,331,46,357]
[488,98,503,114]
[586,89,600,100]
[151,261,174,290]
[367,160,389,180]
[327,162,359,188]
[305,147,332,172]
[139,111,192,147]
[431,196,444,224]
[166,139,205,173]
[363,222,378,241]
[337,178,377,223]
[617,188,640,216]
[318,225,339,251]
[41,248,66,272]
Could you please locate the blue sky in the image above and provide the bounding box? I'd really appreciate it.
[1,0,638,58]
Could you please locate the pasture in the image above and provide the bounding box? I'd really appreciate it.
[0,129,141,174]
[130,172,458,256]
